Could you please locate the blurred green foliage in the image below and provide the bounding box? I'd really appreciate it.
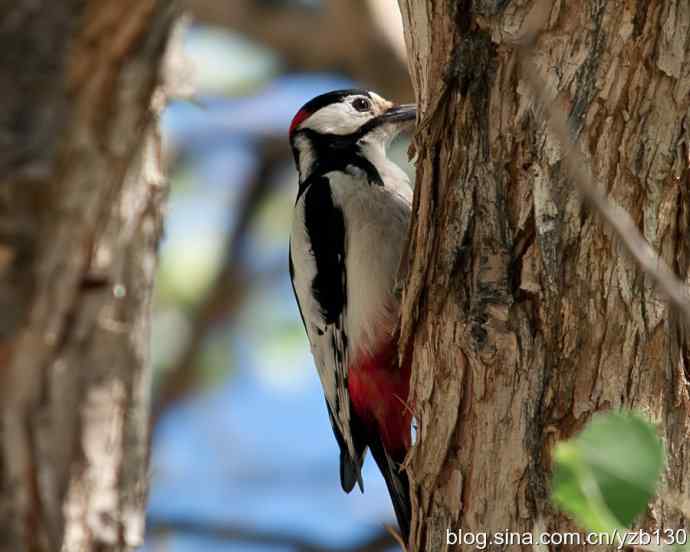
[552,411,664,533]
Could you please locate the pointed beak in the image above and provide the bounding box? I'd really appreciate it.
[355,102,416,143]
[381,103,416,125]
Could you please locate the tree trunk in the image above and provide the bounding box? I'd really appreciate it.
[397,1,690,550]
[0,2,176,550]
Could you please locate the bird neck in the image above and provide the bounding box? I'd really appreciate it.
[293,131,391,190]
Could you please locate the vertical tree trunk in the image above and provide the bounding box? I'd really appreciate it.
[0,2,176,550]
[398,1,690,550]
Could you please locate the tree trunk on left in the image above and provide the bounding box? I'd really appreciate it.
[0,2,176,550]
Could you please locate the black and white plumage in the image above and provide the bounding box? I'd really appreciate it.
[288,90,415,537]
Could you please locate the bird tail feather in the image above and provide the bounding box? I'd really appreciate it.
[369,436,411,540]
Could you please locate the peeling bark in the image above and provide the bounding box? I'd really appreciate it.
[398,1,690,550]
[0,2,176,551]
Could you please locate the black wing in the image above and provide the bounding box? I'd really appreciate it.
[289,174,367,493]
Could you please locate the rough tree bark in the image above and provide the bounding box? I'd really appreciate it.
[0,2,177,551]
[397,1,690,550]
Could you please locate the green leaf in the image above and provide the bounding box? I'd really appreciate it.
[551,411,664,532]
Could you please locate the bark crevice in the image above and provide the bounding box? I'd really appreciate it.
[398,0,690,549]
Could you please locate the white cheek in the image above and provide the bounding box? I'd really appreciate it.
[304,104,371,135]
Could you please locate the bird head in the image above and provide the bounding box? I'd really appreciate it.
[289,90,416,181]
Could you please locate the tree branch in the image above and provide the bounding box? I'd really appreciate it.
[183,0,411,99]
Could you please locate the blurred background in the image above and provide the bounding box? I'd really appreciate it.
[144,1,414,551]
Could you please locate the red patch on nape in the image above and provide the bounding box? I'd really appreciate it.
[348,340,413,459]
[289,108,311,136]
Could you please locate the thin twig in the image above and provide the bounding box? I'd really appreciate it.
[517,43,690,323]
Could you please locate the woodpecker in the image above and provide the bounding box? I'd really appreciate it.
[288,90,415,538]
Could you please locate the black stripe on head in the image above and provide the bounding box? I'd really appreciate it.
[295,90,371,124]
[289,89,371,139]
[291,89,384,199]
[303,176,346,323]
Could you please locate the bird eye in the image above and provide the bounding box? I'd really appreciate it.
[352,98,371,112]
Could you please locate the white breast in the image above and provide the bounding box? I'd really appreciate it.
[328,165,412,357]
